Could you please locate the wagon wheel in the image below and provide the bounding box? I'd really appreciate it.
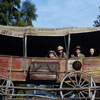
[0,75,14,99]
[6,79,14,98]
[60,71,96,100]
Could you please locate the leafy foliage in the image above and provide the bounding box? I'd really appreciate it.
[0,0,21,25]
[93,7,100,27]
[0,0,37,26]
[21,1,38,26]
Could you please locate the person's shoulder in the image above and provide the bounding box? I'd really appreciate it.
[71,54,76,58]
[64,52,68,56]
[64,52,67,55]
[80,53,85,57]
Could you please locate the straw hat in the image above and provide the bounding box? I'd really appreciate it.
[58,46,64,51]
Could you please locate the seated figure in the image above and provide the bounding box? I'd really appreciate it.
[71,45,85,58]
[47,50,58,58]
[57,46,67,59]
[89,48,96,57]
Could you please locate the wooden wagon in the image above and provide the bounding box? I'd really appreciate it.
[0,25,100,99]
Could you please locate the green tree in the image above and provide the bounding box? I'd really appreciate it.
[0,0,21,26]
[21,1,38,26]
[93,7,100,27]
[0,0,37,26]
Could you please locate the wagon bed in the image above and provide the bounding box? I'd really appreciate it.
[0,54,100,83]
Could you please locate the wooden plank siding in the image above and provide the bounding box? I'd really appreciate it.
[68,57,100,83]
[0,54,100,83]
[0,55,66,82]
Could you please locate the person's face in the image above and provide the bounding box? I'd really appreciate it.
[90,48,94,55]
[58,49,63,54]
[75,49,81,54]
[49,53,55,58]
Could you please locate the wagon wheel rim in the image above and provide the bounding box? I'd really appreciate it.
[0,75,14,99]
[60,71,96,100]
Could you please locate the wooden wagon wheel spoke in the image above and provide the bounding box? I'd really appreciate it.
[74,73,78,86]
[2,79,6,86]
[1,89,5,93]
[82,91,88,95]
[68,76,76,87]
[80,75,90,87]
[78,92,81,100]
[63,81,75,88]
[63,91,73,97]
[0,90,5,94]
[80,91,85,98]
[80,91,88,100]
[82,83,89,87]
[79,74,82,86]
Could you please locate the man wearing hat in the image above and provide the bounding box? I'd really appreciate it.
[57,46,67,58]
[71,45,85,58]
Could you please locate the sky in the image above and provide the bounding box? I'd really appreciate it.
[22,0,100,28]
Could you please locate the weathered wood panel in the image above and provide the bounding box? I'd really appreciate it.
[0,55,66,82]
[0,55,25,70]
[57,59,66,83]
[0,71,27,81]
[0,55,29,81]
[0,56,10,70]
[82,58,100,83]
[30,62,59,72]
[29,59,66,82]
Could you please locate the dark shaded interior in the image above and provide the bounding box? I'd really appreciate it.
[70,31,100,57]
[27,36,66,57]
[0,35,23,56]
[0,31,100,57]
